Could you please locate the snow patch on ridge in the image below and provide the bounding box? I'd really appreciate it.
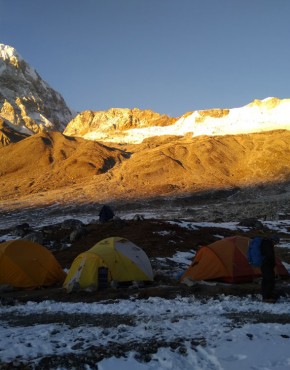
[82,97,290,144]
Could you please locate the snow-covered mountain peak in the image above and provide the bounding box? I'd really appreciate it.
[0,43,76,139]
[0,43,23,65]
[0,43,39,81]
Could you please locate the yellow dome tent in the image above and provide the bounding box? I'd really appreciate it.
[0,239,66,288]
[63,237,154,292]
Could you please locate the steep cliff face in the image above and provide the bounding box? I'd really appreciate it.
[0,44,76,139]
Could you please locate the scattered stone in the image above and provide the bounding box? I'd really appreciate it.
[69,228,87,242]
[238,218,264,229]
[23,231,44,244]
[61,219,84,230]
[10,223,31,237]
[133,214,145,221]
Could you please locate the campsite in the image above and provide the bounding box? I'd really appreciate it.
[1,215,290,304]
[2,4,290,367]
[1,192,290,369]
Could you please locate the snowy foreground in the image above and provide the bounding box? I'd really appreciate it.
[1,218,290,369]
[1,295,290,370]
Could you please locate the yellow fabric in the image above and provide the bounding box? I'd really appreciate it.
[89,237,150,281]
[63,252,109,290]
[0,240,66,288]
[64,237,152,291]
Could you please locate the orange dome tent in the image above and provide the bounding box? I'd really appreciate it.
[0,239,66,288]
[180,236,289,284]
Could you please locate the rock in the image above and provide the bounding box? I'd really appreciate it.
[133,214,145,221]
[11,223,30,237]
[238,218,264,229]
[61,219,84,230]
[69,228,87,242]
[23,232,44,245]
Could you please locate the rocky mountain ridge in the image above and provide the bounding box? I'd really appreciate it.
[0,44,75,145]
[63,108,177,141]
[64,97,290,144]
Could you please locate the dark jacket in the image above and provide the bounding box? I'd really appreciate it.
[260,238,276,299]
[260,238,275,268]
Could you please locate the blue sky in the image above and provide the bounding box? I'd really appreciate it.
[1,0,290,117]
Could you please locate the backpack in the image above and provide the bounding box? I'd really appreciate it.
[247,237,264,267]
[99,205,115,223]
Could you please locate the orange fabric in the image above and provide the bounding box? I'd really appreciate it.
[0,240,66,288]
[181,247,226,281]
[181,236,289,284]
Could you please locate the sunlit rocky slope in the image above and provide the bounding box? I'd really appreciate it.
[1,129,290,205]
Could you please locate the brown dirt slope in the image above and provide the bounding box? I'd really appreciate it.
[1,129,290,203]
[115,130,290,195]
[0,131,128,199]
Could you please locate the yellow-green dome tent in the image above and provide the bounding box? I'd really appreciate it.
[63,237,154,292]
